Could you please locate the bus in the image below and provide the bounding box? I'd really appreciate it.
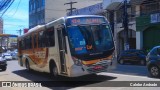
[18,15,115,77]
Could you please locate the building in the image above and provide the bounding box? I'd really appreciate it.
[103,0,136,54]
[67,3,104,16]
[23,28,29,34]
[29,0,103,29]
[103,0,160,53]
[0,18,3,34]
[131,0,160,51]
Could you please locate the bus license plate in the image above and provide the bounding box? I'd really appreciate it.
[93,65,103,70]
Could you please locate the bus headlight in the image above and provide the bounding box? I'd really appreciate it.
[72,57,82,66]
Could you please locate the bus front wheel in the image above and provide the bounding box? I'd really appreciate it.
[50,63,58,78]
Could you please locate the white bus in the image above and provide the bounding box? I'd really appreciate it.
[18,15,115,77]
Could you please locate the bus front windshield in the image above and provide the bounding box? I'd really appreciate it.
[67,24,114,55]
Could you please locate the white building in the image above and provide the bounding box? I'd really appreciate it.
[29,0,103,28]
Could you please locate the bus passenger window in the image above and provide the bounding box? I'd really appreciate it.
[46,28,55,47]
[21,39,25,50]
[33,34,37,48]
[25,36,32,49]
[19,41,22,49]
[38,31,46,48]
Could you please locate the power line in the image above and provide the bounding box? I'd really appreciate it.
[10,0,21,17]
[0,0,15,18]
[64,1,77,16]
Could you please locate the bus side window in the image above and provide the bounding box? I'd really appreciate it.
[33,33,37,48]
[21,39,25,50]
[25,36,32,49]
[19,40,22,50]
[46,27,55,47]
[38,31,46,48]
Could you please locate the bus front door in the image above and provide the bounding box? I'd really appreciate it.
[57,27,66,74]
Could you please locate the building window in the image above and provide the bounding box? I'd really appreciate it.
[33,0,35,10]
[29,1,31,12]
[42,0,45,7]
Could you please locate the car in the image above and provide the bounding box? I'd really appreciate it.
[2,53,12,60]
[0,55,7,71]
[117,49,146,65]
[11,52,18,60]
[146,46,160,78]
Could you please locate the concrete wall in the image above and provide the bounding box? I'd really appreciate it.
[136,31,143,49]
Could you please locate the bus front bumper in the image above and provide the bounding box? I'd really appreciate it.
[70,60,112,77]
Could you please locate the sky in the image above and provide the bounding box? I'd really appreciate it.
[2,0,28,36]
[1,0,125,36]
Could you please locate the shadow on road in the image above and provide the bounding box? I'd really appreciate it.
[12,70,117,89]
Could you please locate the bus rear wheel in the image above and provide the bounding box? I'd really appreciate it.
[25,60,31,71]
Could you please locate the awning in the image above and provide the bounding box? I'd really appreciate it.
[105,2,123,11]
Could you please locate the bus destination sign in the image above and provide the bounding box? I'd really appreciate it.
[67,17,106,26]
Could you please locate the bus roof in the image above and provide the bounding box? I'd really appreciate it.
[19,15,106,38]
[65,15,105,19]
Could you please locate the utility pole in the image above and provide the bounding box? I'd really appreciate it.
[123,0,129,50]
[64,1,77,16]
[17,29,22,36]
[108,10,115,36]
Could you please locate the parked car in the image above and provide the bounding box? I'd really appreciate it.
[146,46,160,78]
[117,49,146,65]
[2,53,12,60]
[11,52,18,60]
[0,54,7,71]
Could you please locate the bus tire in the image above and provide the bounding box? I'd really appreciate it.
[50,61,58,78]
[25,59,31,71]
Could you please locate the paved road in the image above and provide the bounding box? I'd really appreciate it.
[0,60,160,90]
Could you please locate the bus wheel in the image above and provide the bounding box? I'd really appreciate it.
[25,60,31,71]
[50,64,58,78]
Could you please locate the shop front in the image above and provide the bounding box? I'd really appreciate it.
[136,13,160,51]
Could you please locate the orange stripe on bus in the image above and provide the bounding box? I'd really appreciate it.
[82,55,113,65]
